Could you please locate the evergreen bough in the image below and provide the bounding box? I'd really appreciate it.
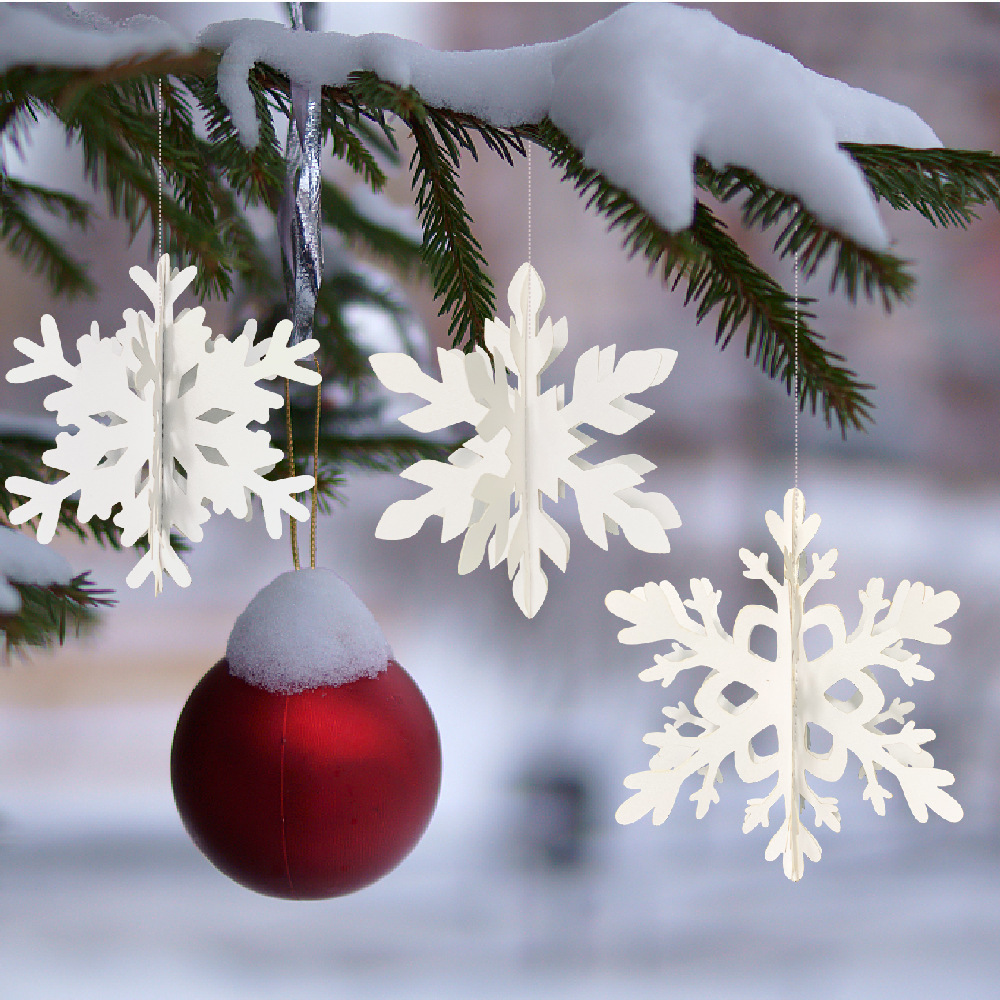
[3,29,999,653]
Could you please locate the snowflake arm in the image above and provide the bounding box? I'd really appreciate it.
[608,576,766,822]
[877,579,960,653]
[166,316,318,544]
[6,317,151,544]
[369,349,493,434]
[806,576,963,826]
[6,313,78,386]
[371,347,510,550]
[560,344,676,436]
[377,432,511,547]
[371,262,681,616]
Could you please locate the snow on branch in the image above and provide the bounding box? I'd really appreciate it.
[0,525,72,615]
[199,3,940,250]
[0,4,191,74]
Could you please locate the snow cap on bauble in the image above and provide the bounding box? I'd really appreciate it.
[226,569,392,693]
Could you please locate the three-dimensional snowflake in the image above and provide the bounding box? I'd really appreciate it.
[5,256,320,592]
[370,263,680,617]
[607,489,962,880]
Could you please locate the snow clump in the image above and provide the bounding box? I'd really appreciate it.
[0,4,943,252]
[200,3,941,251]
[226,568,392,693]
[0,527,74,615]
[0,4,191,73]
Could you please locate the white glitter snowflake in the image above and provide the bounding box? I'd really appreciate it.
[607,489,962,880]
[370,263,680,617]
[5,256,320,592]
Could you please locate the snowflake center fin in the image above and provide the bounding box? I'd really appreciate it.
[782,487,807,880]
[146,255,173,595]
[510,262,550,618]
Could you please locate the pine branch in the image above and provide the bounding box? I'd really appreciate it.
[689,202,874,430]
[399,113,492,345]
[844,143,1000,226]
[275,422,454,476]
[1,435,124,550]
[307,459,347,516]
[0,91,94,298]
[187,65,285,211]
[318,434,454,473]
[323,99,388,194]
[2,65,256,300]
[1,571,116,658]
[526,119,873,432]
[0,99,37,157]
[65,78,233,298]
[6,53,1000,437]
[321,181,424,277]
[352,114,403,169]
[344,71,523,347]
[51,52,217,118]
[208,181,277,299]
[694,159,915,311]
[0,180,95,298]
[0,177,90,227]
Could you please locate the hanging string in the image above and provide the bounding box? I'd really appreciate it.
[790,250,800,579]
[281,1,323,573]
[157,78,162,264]
[527,143,534,333]
[285,379,300,569]
[784,249,803,876]
[148,77,166,595]
[311,355,321,569]
[528,142,532,271]
[794,251,799,499]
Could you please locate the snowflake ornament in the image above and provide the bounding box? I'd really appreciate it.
[5,256,320,592]
[607,489,961,880]
[371,263,680,617]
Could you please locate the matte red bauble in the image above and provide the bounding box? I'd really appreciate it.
[171,656,441,899]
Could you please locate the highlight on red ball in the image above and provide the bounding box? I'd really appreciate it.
[170,658,441,900]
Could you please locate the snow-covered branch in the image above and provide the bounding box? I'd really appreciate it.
[6,3,990,433]
[0,525,72,614]
[198,4,939,250]
[0,5,190,73]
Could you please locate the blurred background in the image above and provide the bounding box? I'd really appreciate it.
[2,3,1000,998]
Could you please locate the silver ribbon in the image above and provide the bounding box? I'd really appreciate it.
[279,3,323,346]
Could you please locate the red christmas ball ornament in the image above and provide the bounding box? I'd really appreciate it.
[171,569,441,900]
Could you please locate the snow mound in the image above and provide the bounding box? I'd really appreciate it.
[200,3,941,250]
[226,569,392,693]
[0,5,944,251]
[0,527,74,615]
[0,5,191,73]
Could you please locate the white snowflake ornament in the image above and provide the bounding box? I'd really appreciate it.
[371,263,680,617]
[607,488,961,880]
[5,256,320,592]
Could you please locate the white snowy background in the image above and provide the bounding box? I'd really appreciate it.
[2,3,1000,999]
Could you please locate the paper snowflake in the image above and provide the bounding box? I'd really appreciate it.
[607,489,962,880]
[5,256,320,592]
[370,263,680,617]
